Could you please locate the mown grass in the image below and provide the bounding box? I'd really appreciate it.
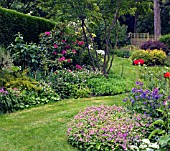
[0,94,126,151]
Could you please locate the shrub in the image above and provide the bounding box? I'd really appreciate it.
[87,74,134,96]
[67,105,152,150]
[140,40,168,52]
[131,49,167,66]
[0,87,19,114]
[130,50,150,65]
[114,49,131,58]
[38,24,85,72]
[7,33,40,71]
[159,34,170,48]
[45,68,99,99]
[159,34,170,55]
[0,7,55,46]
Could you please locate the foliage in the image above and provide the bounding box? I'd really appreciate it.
[0,87,19,114]
[38,24,89,72]
[140,40,168,54]
[67,105,152,150]
[87,74,134,96]
[131,49,167,66]
[0,7,55,46]
[7,33,40,71]
[114,49,131,58]
[159,34,170,48]
[138,65,170,93]
[159,34,170,55]
[45,68,100,99]
[0,81,60,113]
[149,97,170,150]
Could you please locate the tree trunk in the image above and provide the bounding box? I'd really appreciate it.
[154,0,161,40]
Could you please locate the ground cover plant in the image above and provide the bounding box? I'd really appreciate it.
[67,105,153,150]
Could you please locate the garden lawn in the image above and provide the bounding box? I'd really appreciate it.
[0,94,126,151]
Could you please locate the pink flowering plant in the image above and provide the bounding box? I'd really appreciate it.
[67,105,152,150]
[39,23,86,72]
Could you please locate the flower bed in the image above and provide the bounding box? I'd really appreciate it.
[67,105,152,150]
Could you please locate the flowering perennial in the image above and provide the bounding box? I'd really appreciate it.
[123,81,164,118]
[67,105,152,150]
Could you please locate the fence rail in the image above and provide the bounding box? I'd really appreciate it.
[129,33,159,47]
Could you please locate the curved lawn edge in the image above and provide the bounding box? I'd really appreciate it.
[0,94,126,151]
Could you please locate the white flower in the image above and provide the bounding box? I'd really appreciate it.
[142,139,150,144]
[149,143,159,149]
[129,145,139,151]
[96,50,105,55]
[139,144,148,149]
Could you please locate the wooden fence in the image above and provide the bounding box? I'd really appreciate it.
[129,33,159,47]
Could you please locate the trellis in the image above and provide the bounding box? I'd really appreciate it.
[129,33,159,47]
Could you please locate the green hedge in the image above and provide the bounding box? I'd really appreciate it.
[0,7,56,46]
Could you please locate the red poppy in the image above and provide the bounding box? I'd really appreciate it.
[164,72,170,78]
[133,59,145,65]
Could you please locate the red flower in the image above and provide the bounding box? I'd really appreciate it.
[67,58,71,63]
[45,31,50,36]
[164,72,170,78]
[53,52,57,55]
[133,59,144,65]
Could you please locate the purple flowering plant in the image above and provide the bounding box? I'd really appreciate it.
[123,81,165,118]
[67,105,152,150]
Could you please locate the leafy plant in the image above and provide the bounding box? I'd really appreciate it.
[159,34,170,55]
[87,74,134,96]
[140,40,168,53]
[149,96,170,150]
[7,33,40,71]
[0,87,19,114]
[114,49,131,58]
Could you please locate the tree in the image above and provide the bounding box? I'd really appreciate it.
[154,0,161,39]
